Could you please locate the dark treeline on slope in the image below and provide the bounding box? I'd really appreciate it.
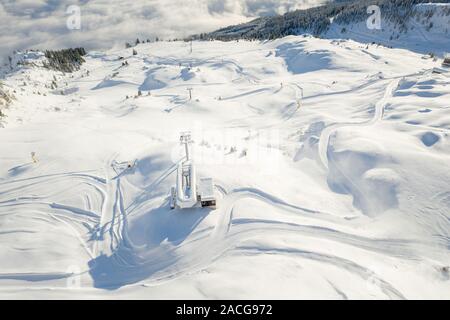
[0,83,13,110]
[192,0,450,41]
[125,37,160,48]
[43,48,87,73]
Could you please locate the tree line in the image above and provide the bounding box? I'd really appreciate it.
[190,0,450,41]
[43,48,87,73]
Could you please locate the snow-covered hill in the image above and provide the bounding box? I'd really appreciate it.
[0,36,449,299]
[200,1,450,55]
[327,2,450,54]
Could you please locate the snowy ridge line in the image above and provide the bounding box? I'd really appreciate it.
[199,1,450,56]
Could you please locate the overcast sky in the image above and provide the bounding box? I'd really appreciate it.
[0,0,326,63]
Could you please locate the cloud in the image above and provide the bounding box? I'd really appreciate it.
[0,0,326,64]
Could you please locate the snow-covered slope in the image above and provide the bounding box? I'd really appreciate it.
[327,2,450,54]
[201,2,450,56]
[0,36,449,299]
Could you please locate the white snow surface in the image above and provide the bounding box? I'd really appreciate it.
[326,3,450,56]
[0,36,449,299]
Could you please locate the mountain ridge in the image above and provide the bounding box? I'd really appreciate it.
[191,0,450,55]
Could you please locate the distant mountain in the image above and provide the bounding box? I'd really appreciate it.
[192,0,450,54]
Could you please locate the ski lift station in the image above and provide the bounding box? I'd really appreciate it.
[170,132,217,210]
